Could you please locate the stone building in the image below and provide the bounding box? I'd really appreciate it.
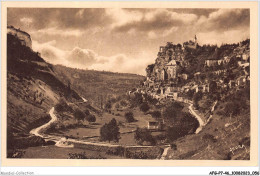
[166,60,177,79]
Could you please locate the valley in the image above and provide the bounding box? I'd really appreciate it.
[6,26,250,160]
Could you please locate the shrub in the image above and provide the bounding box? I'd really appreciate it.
[106,146,125,156]
[115,103,120,109]
[130,93,143,107]
[134,128,156,145]
[126,151,149,159]
[120,100,128,107]
[86,114,96,122]
[140,102,150,113]
[68,152,106,159]
[105,101,112,110]
[55,98,72,112]
[170,143,177,150]
[224,101,241,117]
[7,149,25,158]
[124,111,135,123]
[73,109,85,121]
[151,111,161,119]
[84,109,90,116]
[163,101,184,122]
[202,134,217,143]
[166,126,182,142]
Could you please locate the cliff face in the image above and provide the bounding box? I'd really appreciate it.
[7,26,32,49]
[146,42,185,81]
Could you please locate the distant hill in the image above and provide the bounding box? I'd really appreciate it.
[53,65,145,107]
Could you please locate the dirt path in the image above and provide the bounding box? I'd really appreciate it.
[188,103,205,134]
[160,146,170,160]
[30,99,160,149]
[30,107,57,138]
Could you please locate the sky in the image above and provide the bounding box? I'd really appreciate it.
[7,8,250,75]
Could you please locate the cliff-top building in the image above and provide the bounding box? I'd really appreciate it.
[145,35,198,84]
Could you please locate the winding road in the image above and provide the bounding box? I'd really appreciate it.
[29,98,158,149]
[188,103,205,134]
[30,107,58,139]
[29,96,217,159]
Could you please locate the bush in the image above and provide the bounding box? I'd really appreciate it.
[85,109,90,116]
[126,151,149,159]
[170,143,177,150]
[151,111,161,119]
[134,128,156,145]
[224,101,241,117]
[115,103,120,109]
[86,114,96,122]
[124,111,135,123]
[55,98,72,112]
[106,146,125,156]
[73,109,86,121]
[140,102,150,113]
[105,101,112,110]
[120,100,128,107]
[166,126,182,142]
[130,93,143,107]
[7,149,25,158]
[163,101,184,122]
[202,134,217,143]
[68,152,106,159]
[100,118,120,142]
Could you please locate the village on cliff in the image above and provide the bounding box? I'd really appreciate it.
[134,35,250,105]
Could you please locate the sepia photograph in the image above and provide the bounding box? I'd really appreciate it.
[1,1,258,169]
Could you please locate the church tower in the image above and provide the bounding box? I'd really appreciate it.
[194,35,197,46]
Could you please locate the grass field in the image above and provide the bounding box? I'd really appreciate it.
[50,106,156,146]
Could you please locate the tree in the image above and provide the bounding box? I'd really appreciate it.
[120,100,128,107]
[163,101,184,122]
[134,128,156,145]
[130,93,143,107]
[209,80,217,93]
[224,102,241,117]
[151,111,161,119]
[228,56,238,68]
[100,118,120,142]
[73,109,85,122]
[166,126,185,142]
[124,111,135,123]
[186,89,195,100]
[140,102,150,113]
[86,114,96,122]
[85,109,90,116]
[55,98,72,112]
[105,101,112,110]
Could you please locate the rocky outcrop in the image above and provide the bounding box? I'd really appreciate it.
[7,26,32,49]
[146,42,184,81]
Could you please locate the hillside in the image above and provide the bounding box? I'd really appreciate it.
[7,27,145,155]
[7,29,82,151]
[53,65,145,107]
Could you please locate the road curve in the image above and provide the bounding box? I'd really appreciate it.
[30,107,57,138]
[188,103,205,134]
[29,99,161,149]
